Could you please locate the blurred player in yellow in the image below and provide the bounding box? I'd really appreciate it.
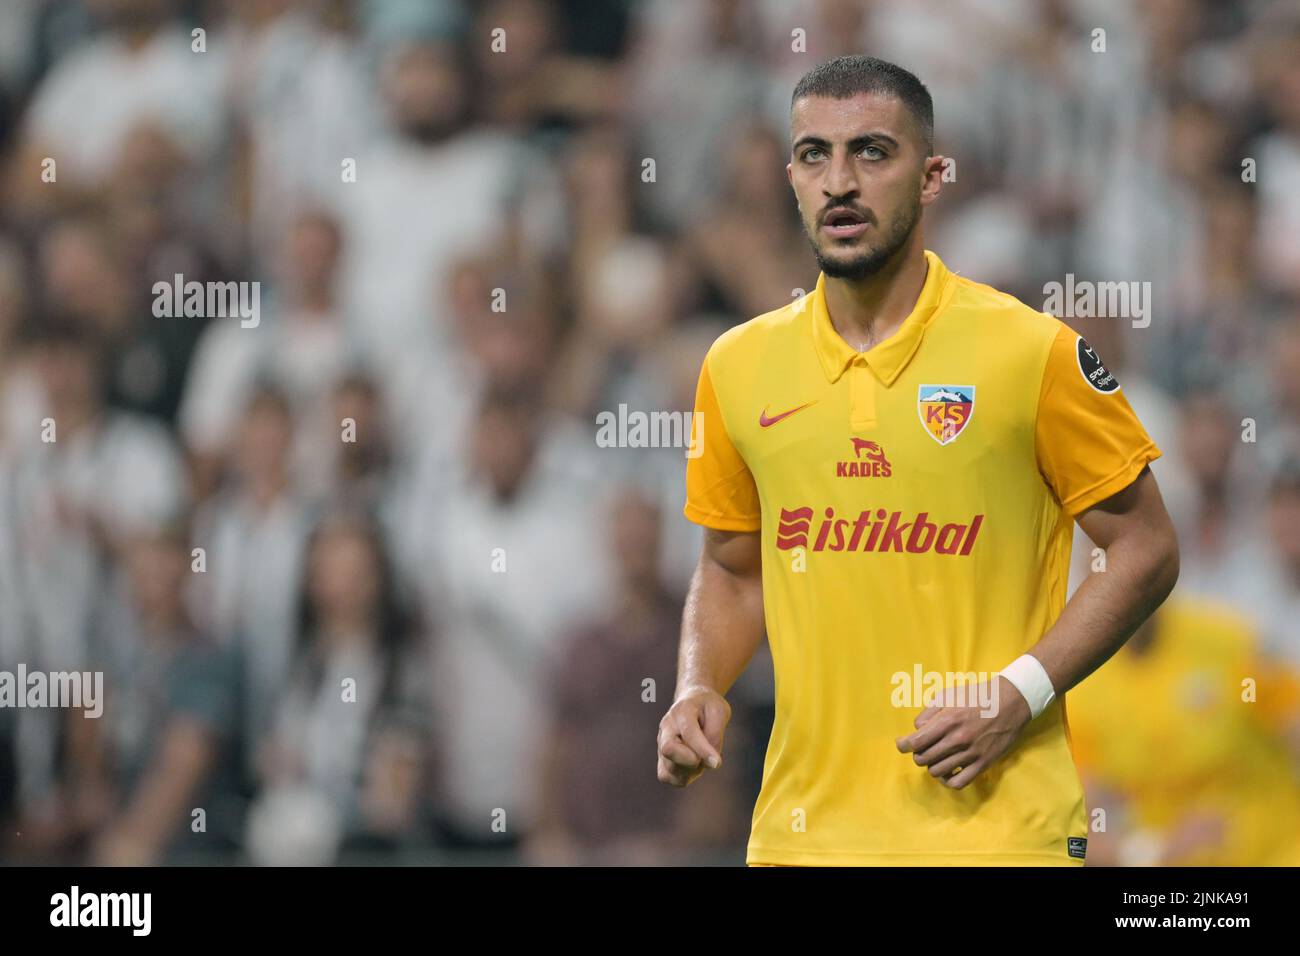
[1067,596,1300,866]
[657,56,1180,865]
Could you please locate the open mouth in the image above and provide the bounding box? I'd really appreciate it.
[822,208,870,239]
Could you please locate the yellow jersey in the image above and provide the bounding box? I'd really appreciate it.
[1067,598,1300,866]
[684,249,1161,865]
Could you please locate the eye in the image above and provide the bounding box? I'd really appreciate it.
[859,144,885,159]
[802,147,825,162]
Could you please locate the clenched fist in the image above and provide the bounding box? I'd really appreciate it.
[657,686,731,787]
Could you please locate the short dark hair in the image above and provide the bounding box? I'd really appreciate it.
[791,55,934,154]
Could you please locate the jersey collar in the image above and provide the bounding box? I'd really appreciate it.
[810,249,954,386]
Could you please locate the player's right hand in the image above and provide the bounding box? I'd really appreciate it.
[657,686,731,787]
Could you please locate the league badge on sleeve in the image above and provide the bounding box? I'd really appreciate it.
[918,384,975,446]
[1076,336,1120,393]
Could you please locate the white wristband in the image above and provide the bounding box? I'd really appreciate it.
[999,653,1056,719]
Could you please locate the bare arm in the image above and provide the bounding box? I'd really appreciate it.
[1026,465,1179,695]
[898,466,1179,788]
[678,528,766,697]
[657,528,765,787]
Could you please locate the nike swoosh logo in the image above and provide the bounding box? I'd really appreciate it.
[759,402,817,427]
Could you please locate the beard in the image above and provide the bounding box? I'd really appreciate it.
[803,194,921,280]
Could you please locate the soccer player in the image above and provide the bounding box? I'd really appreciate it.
[657,55,1180,866]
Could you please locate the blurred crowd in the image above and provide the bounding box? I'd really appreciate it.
[0,0,1296,866]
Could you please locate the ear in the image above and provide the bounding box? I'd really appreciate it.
[786,161,794,185]
[919,154,945,206]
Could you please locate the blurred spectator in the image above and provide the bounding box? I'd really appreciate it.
[220,0,376,259]
[421,385,613,849]
[683,120,809,321]
[625,0,770,231]
[332,24,558,364]
[387,253,566,589]
[13,0,223,207]
[246,509,430,865]
[1165,388,1269,603]
[1212,455,1300,668]
[191,384,309,779]
[79,524,237,865]
[1250,26,1300,296]
[314,371,397,516]
[1260,313,1300,465]
[528,487,736,864]
[180,209,356,498]
[0,238,41,457]
[36,210,205,421]
[9,323,185,675]
[1080,95,1221,378]
[7,524,236,865]
[387,252,555,492]
[466,0,631,134]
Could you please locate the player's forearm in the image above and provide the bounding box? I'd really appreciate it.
[1027,527,1179,697]
[675,557,765,699]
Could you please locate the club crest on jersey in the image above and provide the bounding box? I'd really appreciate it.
[917,384,975,446]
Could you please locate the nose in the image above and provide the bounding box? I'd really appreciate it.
[822,151,859,205]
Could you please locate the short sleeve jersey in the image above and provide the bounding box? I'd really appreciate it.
[684,250,1160,866]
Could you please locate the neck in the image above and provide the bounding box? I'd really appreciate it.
[823,239,928,351]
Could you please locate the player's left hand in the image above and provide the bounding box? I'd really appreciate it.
[894,676,1031,789]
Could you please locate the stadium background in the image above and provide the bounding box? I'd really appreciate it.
[0,0,1297,866]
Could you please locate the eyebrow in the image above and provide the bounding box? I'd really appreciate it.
[792,131,900,154]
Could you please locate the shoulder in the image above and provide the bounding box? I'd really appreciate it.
[945,270,1066,345]
[940,270,1084,393]
[705,295,809,376]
